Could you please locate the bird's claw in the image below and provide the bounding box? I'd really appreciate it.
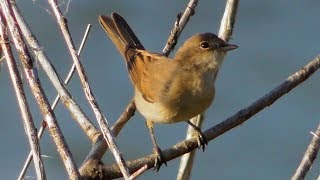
[153,146,167,171]
[196,131,208,151]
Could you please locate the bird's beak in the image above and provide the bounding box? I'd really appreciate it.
[220,43,238,52]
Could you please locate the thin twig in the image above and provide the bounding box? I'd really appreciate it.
[162,0,198,56]
[177,1,239,179]
[11,0,100,142]
[18,24,92,180]
[80,101,136,176]
[101,55,320,178]
[0,0,80,178]
[18,121,46,180]
[129,164,148,180]
[47,0,130,178]
[292,123,320,180]
[177,115,203,180]
[0,12,46,180]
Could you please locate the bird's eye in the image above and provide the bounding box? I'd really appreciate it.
[200,41,210,49]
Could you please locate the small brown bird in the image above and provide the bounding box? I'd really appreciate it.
[99,13,237,170]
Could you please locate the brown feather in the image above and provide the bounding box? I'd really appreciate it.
[99,13,175,103]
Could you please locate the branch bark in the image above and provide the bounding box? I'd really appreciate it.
[0,0,80,178]
[17,24,92,180]
[11,0,100,142]
[162,0,198,55]
[47,0,130,178]
[0,12,46,180]
[292,123,320,180]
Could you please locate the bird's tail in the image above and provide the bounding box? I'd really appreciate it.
[99,12,144,59]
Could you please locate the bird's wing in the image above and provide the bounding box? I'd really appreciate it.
[126,49,175,103]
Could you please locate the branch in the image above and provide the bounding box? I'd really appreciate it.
[80,101,136,176]
[292,122,320,179]
[0,12,46,180]
[162,0,198,55]
[18,121,47,180]
[47,0,130,178]
[11,0,100,142]
[101,55,320,178]
[218,0,239,42]
[177,115,203,180]
[0,0,80,178]
[18,24,92,180]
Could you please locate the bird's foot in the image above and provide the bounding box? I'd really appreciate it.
[196,130,208,151]
[153,146,167,171]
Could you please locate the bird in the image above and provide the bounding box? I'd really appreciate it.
[99,12,237,171]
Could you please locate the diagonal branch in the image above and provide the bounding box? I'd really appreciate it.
[11,0,100,143]
[80,101,136,177]
[292,122,320,180]
[0,0,80,178]
[162,0,198,56]
[47,0,130,178]
[0,12,46,180]
[102,54,320,179]
[17,24,92,180]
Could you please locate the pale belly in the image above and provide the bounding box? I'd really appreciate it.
[134,85,215,124]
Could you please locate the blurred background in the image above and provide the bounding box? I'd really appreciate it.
[0,0,320,179]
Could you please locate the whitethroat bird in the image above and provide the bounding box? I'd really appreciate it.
[99,12,237,171]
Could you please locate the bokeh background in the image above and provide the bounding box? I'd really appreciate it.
[1,0,320,179]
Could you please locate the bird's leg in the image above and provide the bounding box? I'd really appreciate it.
[186,120,208,151]
[146,120,167,171]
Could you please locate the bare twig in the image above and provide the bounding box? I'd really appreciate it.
[177,1,239,179]
[129,164,148,180]
[111,101,136,136]
[0,0,80,178]
[162,0,198,56]
[80,101,136,177]
[18,121,47,180]
[218,0,239,42]
[292,123,320,180]
[18,24,92,180]
[47,0,130,178]
[101,54,320,178]
[0,12,46,180]
[177,115,203,180]
[11,0,100,142]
